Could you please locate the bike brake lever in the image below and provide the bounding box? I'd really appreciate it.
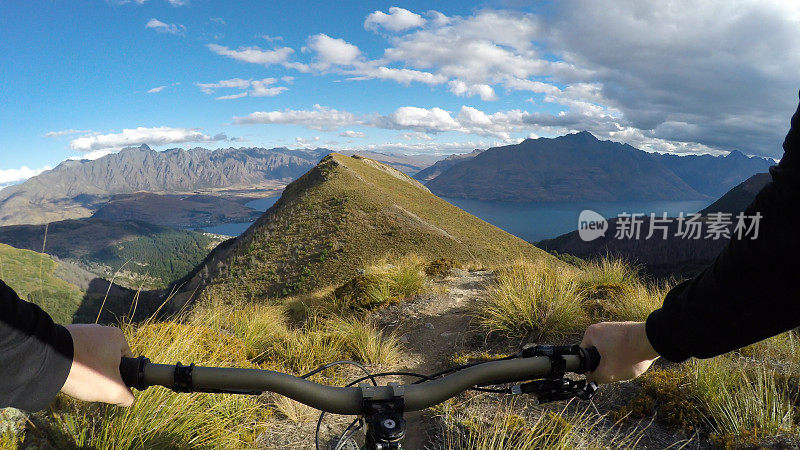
[511,378,598,404]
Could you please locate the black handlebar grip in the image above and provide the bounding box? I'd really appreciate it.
[580,347,601,373]
[120,356,150,390]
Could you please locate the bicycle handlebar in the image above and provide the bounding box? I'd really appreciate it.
[121,347,599,415]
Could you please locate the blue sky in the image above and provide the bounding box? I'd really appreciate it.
[2,0,800,186]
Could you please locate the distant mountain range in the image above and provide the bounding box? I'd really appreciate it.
[0,145,436,226]
[413,149,483,182]
[425,132,773,202]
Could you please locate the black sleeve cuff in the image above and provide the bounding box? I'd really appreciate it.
[645,307,690,363]
[33,324,74,411]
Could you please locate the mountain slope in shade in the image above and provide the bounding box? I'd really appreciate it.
[651,151,774,198]
[426,132,705,202]
[539,174,773,278]
[699,173,772,215]
[180,153,550,303]
[92,192,262,228]
[413,149,484,182]
[538,216,730,279]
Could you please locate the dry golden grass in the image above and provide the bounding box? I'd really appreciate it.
[439,400,641,449]
[474,259,588,340]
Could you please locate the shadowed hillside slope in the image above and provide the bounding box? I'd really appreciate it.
[186,153,549,302]
[699,172,771,215]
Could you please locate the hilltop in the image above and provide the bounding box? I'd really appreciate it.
[185,153,549,302]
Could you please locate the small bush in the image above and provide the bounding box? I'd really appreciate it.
[475,259,588,340]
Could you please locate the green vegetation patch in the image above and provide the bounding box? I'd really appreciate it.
[0,243,85,324]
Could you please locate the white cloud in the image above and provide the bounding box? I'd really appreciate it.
[69,127,230,152]
[207,43,294,66]
[196,77,288,99]
[399,131,433,141]
[45,129,88,138]
[234,105,360,131]
[546,0,800,156]
[306,34,361,68]
[147,85,166,93]
[167,0,187,5]
[339,130,366,138]
[67,150,114,161]
[145,18,185,35]
[0,165,52,186]
[448,80,497,101]
[216,92,248,100]
[295,136,320,147]
[347,65,447,85]
[210,17,225,24]
[250,79,288,97]
[365,7,426,32]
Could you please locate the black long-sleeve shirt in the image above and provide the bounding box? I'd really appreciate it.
[0,280,73,411]
[647,92,800,362]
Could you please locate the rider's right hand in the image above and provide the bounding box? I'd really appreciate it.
[61,324,136,406]
[580,321,660,384]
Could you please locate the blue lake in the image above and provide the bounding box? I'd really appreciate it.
[198,193,710,242]
[440,197,711,242]
[198,196,280,237]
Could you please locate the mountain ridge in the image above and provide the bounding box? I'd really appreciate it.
[178,153,549,304]
[426,132,706,202]
[426,132,774,202]
[0,146,436,227]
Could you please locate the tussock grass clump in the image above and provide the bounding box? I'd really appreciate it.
[578,257,641,288]
[617,356,797,445]
[294,254,428,316]
[326,316,400,366]
[576,257,667,322]
[696,359,795,445]
[474,259,587,340]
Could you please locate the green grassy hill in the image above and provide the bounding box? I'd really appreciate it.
[0,243,86,324]
[199,153,550,302]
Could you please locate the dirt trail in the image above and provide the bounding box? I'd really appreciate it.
[373,269,494,449]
